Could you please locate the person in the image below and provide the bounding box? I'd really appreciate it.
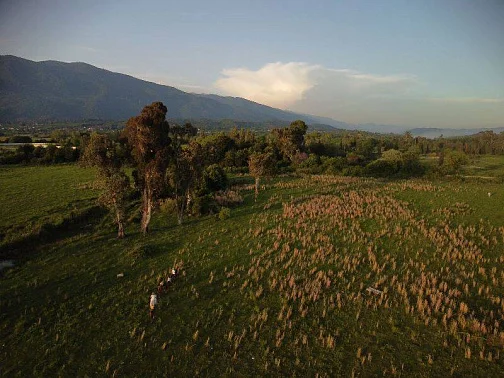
[157,280,164,294]
[149,292,158,319]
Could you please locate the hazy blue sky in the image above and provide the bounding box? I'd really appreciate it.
[1,0,503,128]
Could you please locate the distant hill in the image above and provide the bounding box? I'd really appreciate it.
[9,55,498,137]
[169,118,341,133]
[0,55,339,127]
[409,127,504,138]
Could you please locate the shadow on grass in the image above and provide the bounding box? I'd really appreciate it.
[0,205,107,260]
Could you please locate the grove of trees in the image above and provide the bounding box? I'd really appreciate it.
[3,101,504,236]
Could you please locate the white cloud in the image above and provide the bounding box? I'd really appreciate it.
[213,62,504,127]
[215,62,318,108]
[214,62,418,110]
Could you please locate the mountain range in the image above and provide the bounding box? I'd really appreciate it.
[0,55,502,137]
[0,55,340,126]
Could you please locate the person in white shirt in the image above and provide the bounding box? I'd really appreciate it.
[149,293,158,319]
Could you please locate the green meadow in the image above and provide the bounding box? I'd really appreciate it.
[462,155,504,178]
[1,164,504,377]
[0,165,99,254]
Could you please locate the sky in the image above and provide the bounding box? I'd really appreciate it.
[1,0,503,129]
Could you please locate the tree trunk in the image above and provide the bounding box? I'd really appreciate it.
[141,187,152,235]
[254,176,260,202]
[117,218,125,238]
[114,200,125,238]
[186,192,192,209]
[176,194,186,225]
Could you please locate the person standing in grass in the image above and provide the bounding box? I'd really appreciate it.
[157,280,165,294]
[149,292,158,319]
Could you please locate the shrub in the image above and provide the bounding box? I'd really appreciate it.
[218,207,231,220]
[296,154,322,173]
[321,156,347,174]
[342,165,364,176]
[443,150,469,174]
[202,164,228,193]
[191,194,219,216]
[214,190,243,207]
[9,135,32,143]
[159,198,176,214]
[365,159,398,177]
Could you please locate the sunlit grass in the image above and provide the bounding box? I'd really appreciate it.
[462,155,504,178]
[1,166,504,376]
[0,164,97,228]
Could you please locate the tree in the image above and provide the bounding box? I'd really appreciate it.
[167,123,203,225]
[99,172,130,238]
[288,120,308,150]
[271,120,308,161]
[401,146,424,176]
[381,149,403,171]
[124,102,171,234]
[80,133,130,238]
[16,144,35,163]
[9,135,32,143]
[443,150,469,174]
[200,133,235,165]
[248,152,276,201]
[355,138,377,161]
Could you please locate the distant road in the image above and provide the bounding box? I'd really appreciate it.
[0,143,57,147]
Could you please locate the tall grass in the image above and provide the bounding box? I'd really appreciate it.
[1,167,504,376]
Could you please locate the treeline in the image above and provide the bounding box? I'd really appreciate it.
[3,119,504,169]
[0,144,80,165]
[2,113,504,181]
[78,102,504,238]
[4,101,502,237]
[0,131,85,164]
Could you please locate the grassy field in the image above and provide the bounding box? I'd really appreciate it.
[420,154,504,180]
[1,165,504,376]
[0,165,99,254]
[0,165,98,228]
[462,155,504,178]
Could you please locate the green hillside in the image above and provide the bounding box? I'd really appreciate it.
[1,165,504,376]
[0,55,331,126]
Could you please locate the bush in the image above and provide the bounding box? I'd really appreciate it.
[9,135,32,143]
[214,190,243,207]
[159,198,176,214]
[342,165,364,176]
[202,164,228,193]
[191,194,219,216]
[365,159,398,177]
[296,154,322,174]
[443,150,469,174]
[218,207,231,220]
[321,156,347,174]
